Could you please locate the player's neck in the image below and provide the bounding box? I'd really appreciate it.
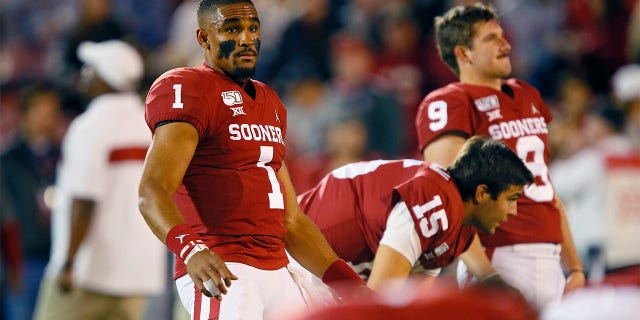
[461,201,475,226]
[459,73,502,91]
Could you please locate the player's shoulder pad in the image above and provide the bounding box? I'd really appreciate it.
[506,78,535,91]
[420,83,469,106]
[251,79,277,96]
[154,67,202,83]
[506,78,544,99]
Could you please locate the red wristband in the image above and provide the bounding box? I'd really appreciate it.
[322,259,366,298]
[166,224,206,262]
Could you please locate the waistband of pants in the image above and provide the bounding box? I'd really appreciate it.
[491,243,561,257]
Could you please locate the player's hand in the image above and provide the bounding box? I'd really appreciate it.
[57,268,74,293]
[186,249,238,301]
[564,270,586,295]
[476,273,526,302]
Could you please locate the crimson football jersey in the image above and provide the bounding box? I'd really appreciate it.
[146,64,289,278]
[416,79,562,247]
[297,159,475,274]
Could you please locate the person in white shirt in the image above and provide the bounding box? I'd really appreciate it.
[550,102,633,272]
[33,39,167,320]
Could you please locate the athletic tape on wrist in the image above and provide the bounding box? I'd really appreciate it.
[184,243,209,265]
[166,224,207,263]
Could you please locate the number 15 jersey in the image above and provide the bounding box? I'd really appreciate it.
[416,79,562,247]
[145,63,289,278]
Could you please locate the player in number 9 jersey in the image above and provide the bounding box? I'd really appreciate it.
[417,79,557,247]
[415,3,585,311]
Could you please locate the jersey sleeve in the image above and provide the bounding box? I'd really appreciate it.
[145,69,210,136]
[415,86,474,152]
[379,201,423,266]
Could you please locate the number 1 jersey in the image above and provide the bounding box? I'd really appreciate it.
[146,64,289,277]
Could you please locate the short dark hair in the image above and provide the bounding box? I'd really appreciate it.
[434,3,499,76]
[197,0,255,27]
[447,136,534,201]
[19,81,61,113]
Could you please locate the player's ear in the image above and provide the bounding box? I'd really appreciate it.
[197,29,209,49]
[454,45,472,65]
[473,184,491,205]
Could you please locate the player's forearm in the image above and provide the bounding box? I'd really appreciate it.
[138,180,186,243]
[285,210,368,299]
[278,162,339,276]
[556,196,583,272]
[459,234,497,279]
[285,210,338,278]
[367,245,412,291]
[560,210,584,272]
[66,198,96,267]
[138,121,198,242]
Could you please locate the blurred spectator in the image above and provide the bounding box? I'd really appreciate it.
[548,74,594,161]
[611,63,640,148]
[33,40,167,320]
[0,1,76,83]
[0,83,24,150]
[253,0,301,77]
[153,0,201,73]
[336,0,385,49]
[283,77,343,159]
[0,82,64,320]
[493,0,566,97]
[110,0,172,50]
[323,117,374,170]
[327,32,403,158]
[374,13,425,157]
[60,0,128,87]
[262,0,342,94]
[288,116,375,193]
[550,100,632,269]
[563,0,633,94]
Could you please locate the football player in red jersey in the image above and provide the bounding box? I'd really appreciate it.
[295,136,533,294]
[138,1,367,319]
[415,3,585,310]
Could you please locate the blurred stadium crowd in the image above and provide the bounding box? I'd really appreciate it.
[1,0,639,319]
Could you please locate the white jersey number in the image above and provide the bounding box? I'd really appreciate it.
[412,195,449,238]
[426,100,448,131]
[172,84,184,109]
[258,146,284,209]
[516,136,554,202]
